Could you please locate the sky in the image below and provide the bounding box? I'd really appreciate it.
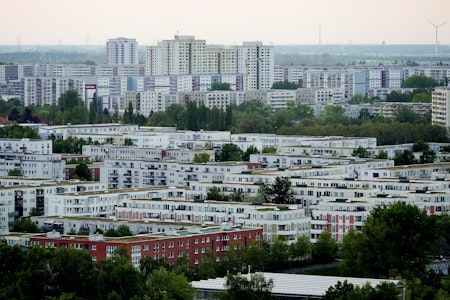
[2,0,450,46]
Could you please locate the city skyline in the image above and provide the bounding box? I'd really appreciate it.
[2,0,449,46]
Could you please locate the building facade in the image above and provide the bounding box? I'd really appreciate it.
[106,37,138,65]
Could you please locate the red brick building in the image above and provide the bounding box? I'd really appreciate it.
[29,226,262,268]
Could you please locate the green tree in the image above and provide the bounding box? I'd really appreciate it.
[0,240,26,295]
[73,162,92,181]
[402,75,438,89]
[236,111,274,133]
[242,145,259,161]
[264,176,294,204]
[146,267,196,300]
[244,241,270,272]
[324,280,400,300]
[116,224,133,236]
[351,146,368,158]
[312,231,338,264]
[412,140,429,152]
[341,203,440,279]
[196,248,217,280]
[394,106,421,123]
[210,82,232,91]
[12,218,40,233]
[123,137,134,146]
[420,147,436,164]
[271,81,300,90]
[216,143,243,162]
[29,207,43,217]
[58,90,83,112]
[269,238,290,270]
[394,149,417,166]
[104,225,132,237]
[323,280,355,300]
[375,150,388,159]
[220,272,275,300]
[206,186,226,201]
[8,168,23,176]
[348,94,371,104]
[292,103,314,120]
[140,256,171,278]
[193,152,211,163]
[290,235,312,262]
[174,253,195,281]
[412,92,431,103]
[320,105,347,124]
[49,247,96,299]
[262,146,277,154]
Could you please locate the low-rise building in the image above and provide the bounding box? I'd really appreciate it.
[27,225,262,268]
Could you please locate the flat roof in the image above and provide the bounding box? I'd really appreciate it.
[191,272,404,297]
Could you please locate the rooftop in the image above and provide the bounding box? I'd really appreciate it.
[191,272,404,298]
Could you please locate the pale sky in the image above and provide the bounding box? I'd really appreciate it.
[2,0,449,46]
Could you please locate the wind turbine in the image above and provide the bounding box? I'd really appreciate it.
[429,20,447,62]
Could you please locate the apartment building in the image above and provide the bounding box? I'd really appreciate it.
[26,225,262,268]
[22,77,85,106]
[82,145,214,162]
[245,90,296,110]
[273,66,304,85]
[145,36,273,91]
[178,91,234,110]
[373,102,431,118]
[0,180,107,226]
[432,86,450,126]
[46,186,187,218]
[38,123,139,139]
[115,197,309,244]
[106,37,138,65]
[123,91,177,116]
[101,159,248,189]
[296,88,345,105]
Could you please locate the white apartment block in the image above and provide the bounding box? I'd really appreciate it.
[373,102,431,119]
[38,123,139,139]
[0,204,7,229]
[45,186,185,219]
[409,67,450,83]
[106,37,138,65]
[146,35,207,75]
[83,144,214,163]
[273,66,304,85]
[101,159,248,190]
[0,138,52,154]
[245,90,296,110]
[432,86,450,126]
[115,197,309,244]
[31,215,196,236]
[179,90,245,108]
[367,88,414,100]
[296,88,345,105]
[237,42,274,90]
[0,138,63,179]
[0,180,107,225]
[303,68,367,99]
[22,77,85,106]
[1,153,65,179]
[311,184,450,242]
[145,36,273,91]
[123,91,176,116]
[179,91,233,110]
